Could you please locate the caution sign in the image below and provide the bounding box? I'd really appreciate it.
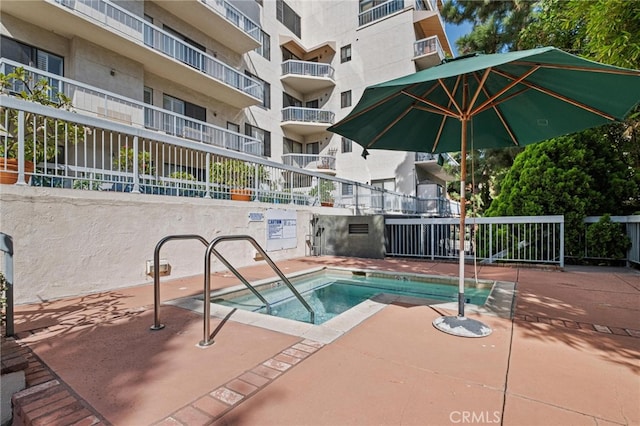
[265,209,297,251]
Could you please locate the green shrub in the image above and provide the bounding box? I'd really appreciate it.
[585,214,631,261]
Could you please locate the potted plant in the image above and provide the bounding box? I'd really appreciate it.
[0,66,73,184]
[210,159,269,201]
[310,179,336,207]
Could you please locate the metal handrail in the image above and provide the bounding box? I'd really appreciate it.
[1,233,14,337]
[150,234,210,331]
[200,235,315,347]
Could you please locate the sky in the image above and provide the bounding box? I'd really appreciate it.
[445,21,473,57]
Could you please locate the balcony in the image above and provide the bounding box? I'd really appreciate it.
[413,36,446,70]
[281,154,337,176]
[358,0,404,27]
[281,107,335,136]
[2,0,263,108]
[412,1,454,58]
[151,0,261,54]
[281,60,336,94]
[414,152,453,182]
[0,59,264,156]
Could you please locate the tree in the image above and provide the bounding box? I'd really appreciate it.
[440,0,535,54]
[486,126,639,258]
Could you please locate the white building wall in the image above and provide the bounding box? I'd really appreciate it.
[1,185,349,304]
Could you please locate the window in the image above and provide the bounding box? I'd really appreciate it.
[254,30,271,60]
[341,90,352,108]
[283,93,302,108]
[340,45,352,63]
[342,183,354,196]
[1,36,64,76]
[276,0,301,38]
[341,137,353,153]
[245,124,271,157]
[143,87,155,129]
[245,71,270,108]
[372,178,396,192]
[305,99,319,108]
[284,138,302,154]
[281,47,300,61]
[163,25,205,69]
[306,142,320,155]
[163,94,206,135]
[227,122,241,151]
[163,25,205,52]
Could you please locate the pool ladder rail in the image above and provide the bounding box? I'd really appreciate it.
[150,234,315,347]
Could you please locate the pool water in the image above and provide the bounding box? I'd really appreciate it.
[210,272,490,325]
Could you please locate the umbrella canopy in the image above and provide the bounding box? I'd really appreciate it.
[328,46,640,336]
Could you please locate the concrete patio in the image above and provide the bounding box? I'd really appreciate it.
[4,256,640,425]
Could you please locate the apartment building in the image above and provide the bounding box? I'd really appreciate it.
[1,0,453,201]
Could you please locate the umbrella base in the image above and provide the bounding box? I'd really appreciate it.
[433,316,492,338]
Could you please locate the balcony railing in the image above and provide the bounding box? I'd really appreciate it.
[281,107,335,125]
[282,154,336,171]
[359,0,404,26]
[53,0,263,101]
[200,0,261,41]
[281,60,335,80]
[0,59,263,156]
[1,95,447,215]
[414,0,438,12]
[414,36,445,60]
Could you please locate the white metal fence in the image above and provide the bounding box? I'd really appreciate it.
[359,0,404,26]
[281,107,335,125]
[584,216,640,266]
[281,60,335,80]
[386,216,565,266]
[0,95,450,215]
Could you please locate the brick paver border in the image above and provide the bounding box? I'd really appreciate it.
[154,339,324,426]
[514,314,640,338]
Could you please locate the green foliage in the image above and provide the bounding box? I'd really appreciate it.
[0,66,75,163]
[519,0,640,69]
[115,147,154,175]
[486,128,639,256]
[309,179,336,203]
[210,159,269,188]
[440,0,535,54]
[585,214,631,261]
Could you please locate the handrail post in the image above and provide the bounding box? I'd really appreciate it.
[151,234,209,331]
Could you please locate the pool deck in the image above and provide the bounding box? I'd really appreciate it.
[4,256,640,425]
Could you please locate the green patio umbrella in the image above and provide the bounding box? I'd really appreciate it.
[328,46,640,337]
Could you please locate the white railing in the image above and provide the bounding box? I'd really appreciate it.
[584,216,640,266]
[414,35,445,60]
[359,0,404,26]
[281,60,335,80]
[200,0,261,41]
[282,107,335,124]
[0,96,447,214]
[282,153,336,171]
[414,0,438,12]
[53,0,263,101]
[0,60,263,156]
[386,216,565,266]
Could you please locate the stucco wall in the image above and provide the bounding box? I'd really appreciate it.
[0,185,349,304]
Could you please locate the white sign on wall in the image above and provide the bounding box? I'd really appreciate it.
[265,209,297,251]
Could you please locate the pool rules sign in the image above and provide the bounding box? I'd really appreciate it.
[265,209,297,251]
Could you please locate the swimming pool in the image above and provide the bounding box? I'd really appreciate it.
[207,269,492,325]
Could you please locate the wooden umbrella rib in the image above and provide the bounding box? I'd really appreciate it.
[365,106,413,149]
[492,69,618,120]
[400,86,458,117]
[438,76,464,116]
[332,85,415,127]
[467,68,492,113]
[469,66,540,116]
[512,61,640,76]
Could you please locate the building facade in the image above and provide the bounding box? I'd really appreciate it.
[1,0,453,199]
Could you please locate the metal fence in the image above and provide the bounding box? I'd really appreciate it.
[583,216,640,266]
[282,60,335,80]
[359,0,404,26]
[386,215,565,266]
[0,95,449,215]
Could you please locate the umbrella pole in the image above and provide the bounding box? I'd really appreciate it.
[458,118,468,318]
[432,118,492,338]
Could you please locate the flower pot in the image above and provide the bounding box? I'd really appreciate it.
[0,158,34,184]
[321,201,334,207]
[230,188,253,201]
